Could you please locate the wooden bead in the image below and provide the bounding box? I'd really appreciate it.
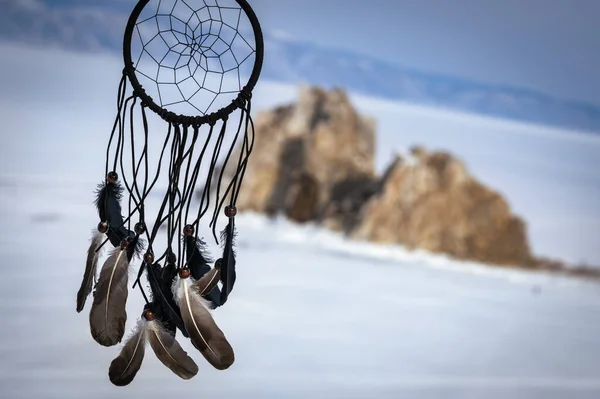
[183,224,194,236]
[143,309,155,321]
[107,171,118,183]
[224,205,237,218]
[120,239,130,250]
[97,221,109,234]
[144,252,154,264]
[179,268,191,279]
[134,222,146,235]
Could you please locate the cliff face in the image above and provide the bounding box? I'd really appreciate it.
[218,85,376,224]
[213,86,536,268]
[350,147,535,267]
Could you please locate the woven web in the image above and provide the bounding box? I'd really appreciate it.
[130,0,256,117]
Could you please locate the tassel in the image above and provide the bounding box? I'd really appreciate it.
[172,269,235,370]
[219,208,237,305]
[147,262,189,338]
[147,316,198,380]
[89,245,130,347]
[108,317,147,386]
[76,228,105,312]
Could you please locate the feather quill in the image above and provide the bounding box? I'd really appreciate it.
[108,318,147,386]
[147,319,198,379]
[173,276,235,370]
[89,248,130,346]
[77,230,104,312]
[195,268,221,296]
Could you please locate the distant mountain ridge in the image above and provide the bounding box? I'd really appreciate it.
[2,0,600,133]
[263,38,600,134]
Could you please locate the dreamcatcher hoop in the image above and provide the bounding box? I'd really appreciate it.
[123,0,263,126]
[75,0,264,386]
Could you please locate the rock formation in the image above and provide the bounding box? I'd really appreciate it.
[211,85,539,268]
[350,147,535,267]
[214,84,376,224]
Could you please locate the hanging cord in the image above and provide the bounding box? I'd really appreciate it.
[183,123,215,224]
[231,99,256,206]
[209,99,255,243]
[104,71,127,180]
[96,123,172,256]
[208,110,244,229]
[192,119,228,230]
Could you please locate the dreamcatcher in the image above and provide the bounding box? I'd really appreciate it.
[75,0,263,386]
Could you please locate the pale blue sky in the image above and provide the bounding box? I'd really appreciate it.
[251,0,600,105]
[1,0,599,106]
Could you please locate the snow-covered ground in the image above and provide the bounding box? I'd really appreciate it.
[1,177,600,399]
[1,43,600,398]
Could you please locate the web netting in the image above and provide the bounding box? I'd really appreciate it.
[130,0,257,117]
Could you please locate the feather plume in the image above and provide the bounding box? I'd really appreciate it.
[147,319,198,379]
[195,268,221,296]
[147,263,188,337]
[185,236,213,279]
[89,248,130,346]
[172,276,235,370]
[76,230,104,312]
[94,180,132,247]
[108,318,147,386]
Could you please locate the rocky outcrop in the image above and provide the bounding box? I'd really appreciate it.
[211,85,539,268]
[215,84,376,224]
[350,147,535,267]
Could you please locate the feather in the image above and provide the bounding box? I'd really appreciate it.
[94,180,131,247]
[173,275,235,370]
[195,268,221,296]
[76,230,104,312]
[89,248,130,346]
[147,319,198,380]
[147,262,188,337]
[185,236,222,307]
[185,236,213,279]
[108,318,147,386]
[219,219,237,305]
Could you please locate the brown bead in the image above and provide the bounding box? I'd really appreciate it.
[134,222,146,235]
[224,205,237,218]
[107,171,118,183]
[120,239,130,250]
[144,252,154,264]
[179,268,191,279]
[97,221,109,234]
[183,224,194,236]
[143,309,155,321]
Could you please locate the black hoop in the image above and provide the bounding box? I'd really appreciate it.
[122,0,264,126]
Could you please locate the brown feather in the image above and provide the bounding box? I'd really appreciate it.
[77,231,104,312]
[89,248,130,346]
[194,268,221,296]
[173,277,235,370]
[147,319,199,379]
[108,319,147,386]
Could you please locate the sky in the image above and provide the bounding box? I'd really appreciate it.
[0,0,599,106]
